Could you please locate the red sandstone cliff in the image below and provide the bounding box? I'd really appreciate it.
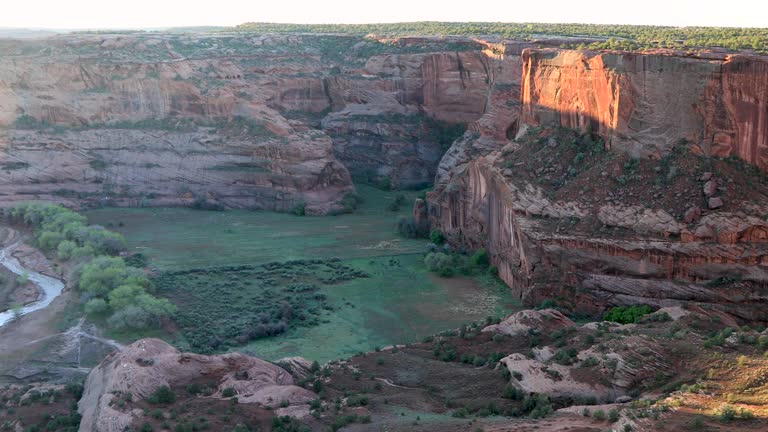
[520,49,768,169]
[430,50,768,319]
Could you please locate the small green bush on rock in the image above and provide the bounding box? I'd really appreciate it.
[603,305,652,324]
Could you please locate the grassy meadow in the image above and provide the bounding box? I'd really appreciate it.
[85,186,519,362]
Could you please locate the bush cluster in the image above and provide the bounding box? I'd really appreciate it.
[9,202,126,258]
[9,203,175,331]
[603,305,652,324]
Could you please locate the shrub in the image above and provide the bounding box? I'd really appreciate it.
[57,240,77,260]
[78,256,148,297]
[718,404,737,421]
[291,202,306,216]
[603,305,652,324]
[385,201,400,212]
[84,298,109,316]
[221,387,236,398]
[424,252,455,277]
[470,249,489,267]
[608,408,620,422]
[347,395,369,407]
[522,394,552,418]
[429,229,446,245]
[148,386,175,404]
[502,385,524,400]
[451,407,470,418]
[553,348,578,365]
[124,253,148,268]
[339,193,362,213]
[16,271,29,285]
[37,230,65,251]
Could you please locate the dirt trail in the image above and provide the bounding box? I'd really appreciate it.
[0,228,65,327]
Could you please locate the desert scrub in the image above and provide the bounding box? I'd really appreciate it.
[152,259,368,353]
[148,386,176,404]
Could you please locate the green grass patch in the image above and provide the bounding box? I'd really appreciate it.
[85,186,520,361]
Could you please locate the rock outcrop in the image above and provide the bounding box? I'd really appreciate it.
[79,338,314,432]
[484,312,676,403]
[482,309,575,337]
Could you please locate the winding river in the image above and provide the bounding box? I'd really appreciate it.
[0,242,65,327]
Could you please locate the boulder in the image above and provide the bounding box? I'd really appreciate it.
[683,206,702,224]
[708,197,724,209]
[703,179,718,196]
[275,357,316,380]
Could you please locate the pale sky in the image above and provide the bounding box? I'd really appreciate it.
[2,0,766,29]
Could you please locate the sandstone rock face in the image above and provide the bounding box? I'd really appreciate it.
[520,49,768,167]
[428,141,768,320]
[79,338,314,432]
[0,33,516,207]
[323,50,499,188]
[433,43,524,189]
[0,35,354,213]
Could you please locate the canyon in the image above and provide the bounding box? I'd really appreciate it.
[1,27,768,431]
[0,33,508,213]
[1,31,767,317]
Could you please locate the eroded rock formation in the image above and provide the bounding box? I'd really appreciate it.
[78,338,315,432]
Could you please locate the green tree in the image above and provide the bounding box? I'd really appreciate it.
[78,256,148,297]
[84,298,109,316]
[57,240,77,260]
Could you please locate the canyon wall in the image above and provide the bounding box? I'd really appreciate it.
[520,49,768,168]
[430,49,768,320]
[0,33,506,210]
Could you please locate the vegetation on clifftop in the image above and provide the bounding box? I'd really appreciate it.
[231,22,768,53]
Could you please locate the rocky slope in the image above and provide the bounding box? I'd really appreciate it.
[427,49,768,319]
[69,307,768,431]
